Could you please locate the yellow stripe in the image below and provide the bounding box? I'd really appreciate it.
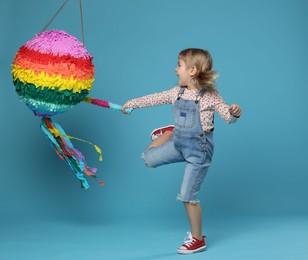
[49,126,103,162]
[12,65,94,93]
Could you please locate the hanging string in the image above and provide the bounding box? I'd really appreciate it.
[40,0,85,46]
[40,0,69,32]
[79,0,85,45]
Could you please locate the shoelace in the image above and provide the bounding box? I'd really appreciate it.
[183,232,195,246]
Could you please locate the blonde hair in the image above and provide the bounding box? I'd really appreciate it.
[179,48,218,91]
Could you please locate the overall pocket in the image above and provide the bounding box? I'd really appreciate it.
[173,105,196,128]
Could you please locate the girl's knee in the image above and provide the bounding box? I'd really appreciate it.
[141,149,157,168]
[141,151,152,168]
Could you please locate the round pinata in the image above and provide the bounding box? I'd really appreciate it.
[12,29,95,117]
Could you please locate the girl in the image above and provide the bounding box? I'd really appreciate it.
[122,48,242,254]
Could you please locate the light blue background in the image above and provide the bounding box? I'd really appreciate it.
[1,0,307,259]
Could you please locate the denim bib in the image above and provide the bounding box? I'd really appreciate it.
[172,87,211,153]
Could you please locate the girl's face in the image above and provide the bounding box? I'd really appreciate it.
[175,59,192,87]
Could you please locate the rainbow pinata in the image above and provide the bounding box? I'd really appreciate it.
[11,30,104,189]
[12,30,94,116]
[11,29,130,189]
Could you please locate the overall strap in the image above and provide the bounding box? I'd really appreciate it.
[195,89,206,104]
[198,89,206,98]
[177,87,186,100]
[177,87,206,103]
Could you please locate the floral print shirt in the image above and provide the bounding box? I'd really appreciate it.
[125,86,238,132]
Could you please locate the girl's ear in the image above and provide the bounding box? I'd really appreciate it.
[189,66,198,76]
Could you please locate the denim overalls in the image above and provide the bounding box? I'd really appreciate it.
[142,87,214,204]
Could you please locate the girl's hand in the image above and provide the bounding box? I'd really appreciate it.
[229,104,242,118]
[121,102,132,115]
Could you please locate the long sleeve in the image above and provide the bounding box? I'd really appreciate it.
[125,86,179,109]
[211,90,238,124]
[197,90,238,131]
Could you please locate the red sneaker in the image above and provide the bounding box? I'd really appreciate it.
[150,125,175,141]
[177,232,206,254]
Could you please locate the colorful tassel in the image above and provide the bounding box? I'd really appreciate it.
[41,117,104,189]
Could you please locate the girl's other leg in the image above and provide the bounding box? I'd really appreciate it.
[148,131,173,149]
[184,202,203,240]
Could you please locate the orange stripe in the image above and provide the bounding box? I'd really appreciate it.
[14,55,94,80]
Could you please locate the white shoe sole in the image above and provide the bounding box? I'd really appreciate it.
[177,245,206,254]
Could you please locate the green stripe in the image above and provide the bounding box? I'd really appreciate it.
[13,79,89,106]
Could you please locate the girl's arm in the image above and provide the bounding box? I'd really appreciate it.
[122,86,179,114]
[212,91,242,123]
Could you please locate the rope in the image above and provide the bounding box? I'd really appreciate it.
[79,0,85,45]
[40,0,69,32]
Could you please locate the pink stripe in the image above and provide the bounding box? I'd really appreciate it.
[25,30,92,59]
